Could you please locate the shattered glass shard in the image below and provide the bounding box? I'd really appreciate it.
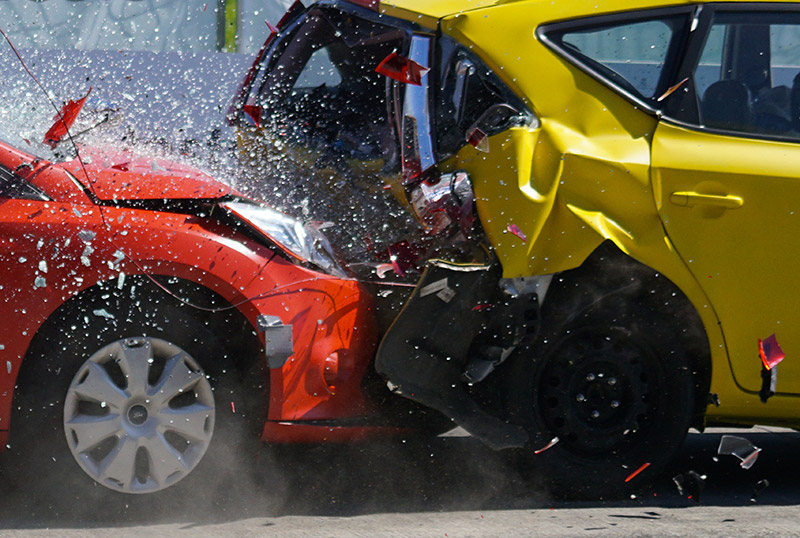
[718,435,761,469]
[78,230,96,242]
[43,87,92,148]
[92,308,116,320]
[759,334,785,370]
[466,126,490,153]
[375,52,430,86]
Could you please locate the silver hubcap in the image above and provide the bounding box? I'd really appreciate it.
[63,337,215,494]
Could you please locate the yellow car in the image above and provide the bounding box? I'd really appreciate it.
[231,0,800,497]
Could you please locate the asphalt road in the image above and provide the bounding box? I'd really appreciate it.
[0,427,799,537]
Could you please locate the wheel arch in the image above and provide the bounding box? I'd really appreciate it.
[540,240,712,427]
[15,274,264,415]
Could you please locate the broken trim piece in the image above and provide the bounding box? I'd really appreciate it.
[258,315,294,368]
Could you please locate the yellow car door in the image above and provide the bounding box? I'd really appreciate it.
[652,6,800,394]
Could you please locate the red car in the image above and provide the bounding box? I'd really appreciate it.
[0,128,433,494]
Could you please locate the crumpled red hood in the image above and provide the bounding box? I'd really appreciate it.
[61,147,233,201]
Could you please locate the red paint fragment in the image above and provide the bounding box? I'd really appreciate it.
[375,52,430,86]
[507,223,528,243]
[624,462,651,483]
[759,334,785,370]
[231,401,236,414]
[43,87,92,148]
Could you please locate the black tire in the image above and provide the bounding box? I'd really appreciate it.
[507,304,694,499]
[6,277,266,510]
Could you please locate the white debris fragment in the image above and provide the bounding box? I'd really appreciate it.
[5,361,10,374]
[81,245,94,266]
[38,260,48,273]
[117,272,126,289]
[36,239,44,250]
[73,208,82,218]
[78,230,95,242]
[18,257,26,263]
[92,309,116,320]
[34,276,46,288]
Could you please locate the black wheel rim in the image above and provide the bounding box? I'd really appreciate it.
[536,326,659,458]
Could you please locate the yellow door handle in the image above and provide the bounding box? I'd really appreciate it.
[670,191,743,209]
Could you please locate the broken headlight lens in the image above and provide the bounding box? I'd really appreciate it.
[221,201,346,278]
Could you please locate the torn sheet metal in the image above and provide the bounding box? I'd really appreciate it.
[718,435,761,469]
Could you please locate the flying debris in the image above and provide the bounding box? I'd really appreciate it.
[375,52,430,86]
[43,87,92,148]
[506,224,527,243]
[534,436,559,455]
[717,435,762,469]
[624,462,651,483]
[751,478,770,502]
[672,470,705,502]
[759,334,785,403]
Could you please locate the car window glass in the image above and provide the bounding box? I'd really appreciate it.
[695,12,800,139]
[559,19,676,98]
[436,38,529,158]
[293,48,342,89]
[238,9,422,268]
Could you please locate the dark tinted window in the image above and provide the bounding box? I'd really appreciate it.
[695,12,800,139]
[0,165,48,201]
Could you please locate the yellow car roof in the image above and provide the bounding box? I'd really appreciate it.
[378,0,796,23]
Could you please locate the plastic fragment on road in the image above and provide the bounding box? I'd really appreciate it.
[717,435,761,469]
[231,401,236,414]
[534,436,559,455]
[759,334,785,370]
[375,52,430,86]
[43,87,92,148]
[672,470,705,502]
[6,361,11,374]
[506,224,528,243]
[624,462,650,483]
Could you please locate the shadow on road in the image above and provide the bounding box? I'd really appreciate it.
[0,428,797,529]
